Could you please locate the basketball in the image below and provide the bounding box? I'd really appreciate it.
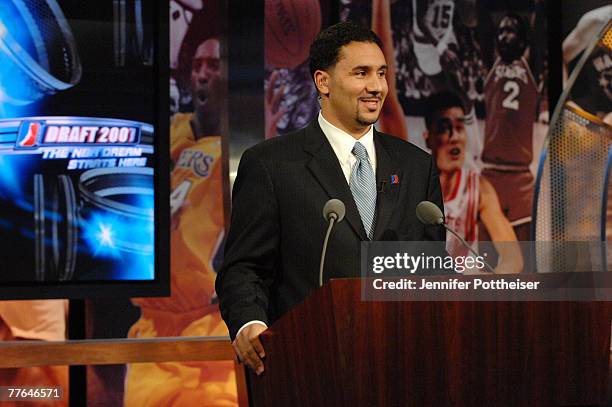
[265,0,321,69]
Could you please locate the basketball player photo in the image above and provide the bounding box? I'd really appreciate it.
[482,13,539,242]
[424,92,522,273]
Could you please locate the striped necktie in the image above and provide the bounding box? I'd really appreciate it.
[350,141,377,239]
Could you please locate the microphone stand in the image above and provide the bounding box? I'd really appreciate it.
[443,224,495,273]
[319,214,338,287]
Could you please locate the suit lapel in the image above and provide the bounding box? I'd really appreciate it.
[303,121,368,240]
[373,132,402,240]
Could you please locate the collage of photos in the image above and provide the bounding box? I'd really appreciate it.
[264,0,549,273]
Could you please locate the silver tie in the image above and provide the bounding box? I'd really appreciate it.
[350,142,377,239]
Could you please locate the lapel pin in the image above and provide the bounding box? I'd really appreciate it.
[390,174,399,184]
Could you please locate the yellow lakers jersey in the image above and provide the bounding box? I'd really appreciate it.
[135,113,224,314]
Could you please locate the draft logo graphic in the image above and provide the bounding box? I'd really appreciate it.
[17,122,43,148]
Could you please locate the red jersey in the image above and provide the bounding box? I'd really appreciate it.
[483,57,538,167]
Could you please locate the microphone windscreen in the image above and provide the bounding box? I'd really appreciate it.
[416,201,444,225]
[323,199,346,222]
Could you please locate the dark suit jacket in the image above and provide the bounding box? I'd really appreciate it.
[216,119,445,339]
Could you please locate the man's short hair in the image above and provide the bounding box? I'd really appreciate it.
[308,21,383,79]
[177,2,223,87]
[424,92,465,130]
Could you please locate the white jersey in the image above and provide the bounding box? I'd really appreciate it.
[444,168,479,258]
[170,1,194,69]
[411,0,457,75]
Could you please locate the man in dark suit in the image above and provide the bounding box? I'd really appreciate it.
[216,21,444,375]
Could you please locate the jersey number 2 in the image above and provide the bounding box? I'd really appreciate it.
[502,81,520,110]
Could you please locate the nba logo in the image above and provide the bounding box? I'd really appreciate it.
[16,122,41,148]
[390,174,399,184]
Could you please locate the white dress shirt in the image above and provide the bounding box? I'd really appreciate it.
[318,111,377,182]
[234,112,377,339]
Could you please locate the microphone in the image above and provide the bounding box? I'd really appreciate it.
[416,201,495,273]
[319,199,346,287]
[416,201,444,226]
[322,198,345,222]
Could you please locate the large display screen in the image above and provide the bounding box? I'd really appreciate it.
[0,0,168,298]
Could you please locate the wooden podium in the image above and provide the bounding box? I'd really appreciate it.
[247,279,612,406]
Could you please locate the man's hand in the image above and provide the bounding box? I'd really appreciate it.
[232,323,267,375]
[265,70,285,139]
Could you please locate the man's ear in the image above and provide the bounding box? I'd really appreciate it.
[314,70,330,97]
